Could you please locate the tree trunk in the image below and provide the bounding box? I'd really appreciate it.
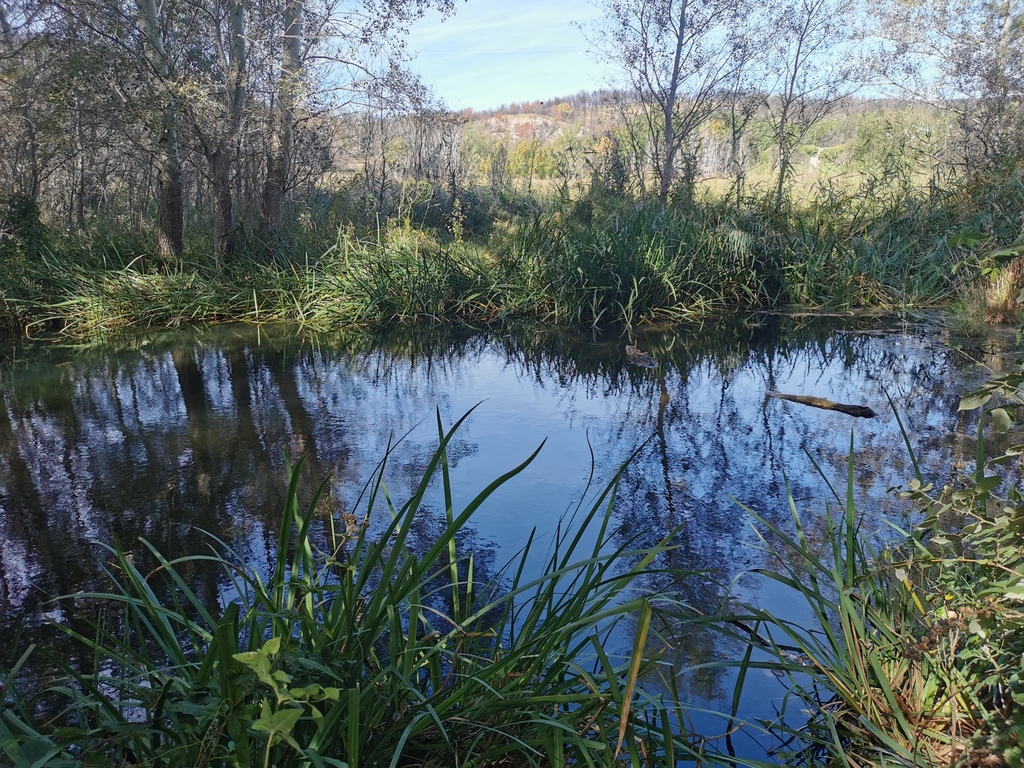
[210,149,234,265]
[156,112,184,260]
[659,102,676,202]
[658,0,689,203]
[206,0,246,263]
[773,97,793,212]
[262,0,303,233]
[136,0,184,260]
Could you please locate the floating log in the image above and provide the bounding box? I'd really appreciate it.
[769,392,876,418]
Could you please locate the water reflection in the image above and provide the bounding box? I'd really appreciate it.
[0,317,1014,751]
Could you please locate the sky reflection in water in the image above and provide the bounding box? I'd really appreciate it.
[0,316,1014,759]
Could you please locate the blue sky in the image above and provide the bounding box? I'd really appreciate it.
[405,0,613,111]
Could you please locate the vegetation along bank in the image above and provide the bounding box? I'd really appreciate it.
[3,0,1024,338]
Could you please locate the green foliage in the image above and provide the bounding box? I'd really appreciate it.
[495,201,773,326]
[847,109,945,175]
[460,124,506,186]
[730,449,944,765]
[1,412,707,767]
[895,425,1024,766]
[0,193,46,247]
[727,394,1024,766]
[7,160,1024,340]
[0,192,48,334]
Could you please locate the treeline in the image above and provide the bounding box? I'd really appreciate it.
[454,98,953,189]
[1,0,1023,338]
[0,0,458,263]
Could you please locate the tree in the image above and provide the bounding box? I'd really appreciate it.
[587,0,749,202]
[879,0,1024,167]
[0,1,47,200]
[757,0,861,211]
[261,0,457,237]
[1,0,460,262]
[262,0,303,232]
[135,0,185,259]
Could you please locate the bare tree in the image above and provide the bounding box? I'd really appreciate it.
[878,0,1024,167]
[587,0,749,202]
[758,0,861,211]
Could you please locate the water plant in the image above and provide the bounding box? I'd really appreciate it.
[1,411,710,767]
[13,168,1023,339]
[729,413,1024,766]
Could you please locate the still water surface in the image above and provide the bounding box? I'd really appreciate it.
[0,315,1014,758]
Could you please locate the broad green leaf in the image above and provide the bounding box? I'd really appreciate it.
[1006,581,1024,601]
[252,705,303,737]
[959,391,992,411]
[290,684,324,699]
[990,407,1013,432]
[948,229,988,249]
[975,475,1002,493]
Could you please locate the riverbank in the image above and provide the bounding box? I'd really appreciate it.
[4,172,1022,340]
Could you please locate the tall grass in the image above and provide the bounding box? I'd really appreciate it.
[728,411,1024,767]
[1,411,715,767]
[496,203,772,327]
[731,447,947,766]
[4,165,1023,338]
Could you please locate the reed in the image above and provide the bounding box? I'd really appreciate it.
[495,203,773,327]
[727,409,1024,766]
[1,411,713,767]
[5,166,1023,339]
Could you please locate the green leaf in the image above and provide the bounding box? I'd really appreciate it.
[959,391,993,411]
[1006,581,1024,601]
[989,243,1024,264]
[0,728,64,768]
[252,704,303,740]
[289,685,321,699]
[948,229,988,249]
[991,407,1013,432]
[975,475,1002,493]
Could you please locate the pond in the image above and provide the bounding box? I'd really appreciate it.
[0,314,1014,760]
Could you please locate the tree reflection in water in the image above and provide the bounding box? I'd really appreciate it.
[0,316,1012,740]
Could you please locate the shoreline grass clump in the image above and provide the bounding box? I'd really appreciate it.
[4,164,1024,341]
[0,411,712,767]
[730,405,1024,766]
